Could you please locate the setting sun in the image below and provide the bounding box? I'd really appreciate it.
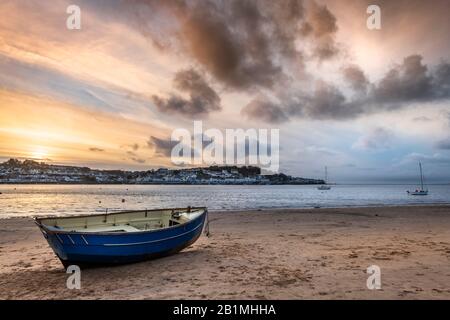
[30,147,49,160]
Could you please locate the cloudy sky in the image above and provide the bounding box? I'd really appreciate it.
[0,0,449,183]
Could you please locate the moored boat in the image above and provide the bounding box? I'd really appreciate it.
[317,166,332,190]
[407,162,428,196]
[34,207,208,267]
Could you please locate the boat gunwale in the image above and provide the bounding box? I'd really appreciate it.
[34,207,207,237]
[33,206,207,220]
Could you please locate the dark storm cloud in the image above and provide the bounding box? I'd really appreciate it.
[312,41,339,61]
[300,82,359,119]
[433,61,450,99]
[342,65,370,92]
[369,55,450,109]
[242,81,361,122]
[301,1,337,38]
[177,0,284,90]
[242,55,450,123]
[173,69,220,105]
[267,0,306,57]
[132,0,339,92]
[152,69,221,118]
[148,135,205,159]
[241,97,289,124]
[103,1,449,122]
[301,0,339,61]
[122,0,346,119]
[148,136,178,157]
[373,55,433,103]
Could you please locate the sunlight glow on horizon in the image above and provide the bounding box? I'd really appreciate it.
[30,146,49,160]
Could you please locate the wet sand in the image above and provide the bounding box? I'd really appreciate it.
[1,205,450,299]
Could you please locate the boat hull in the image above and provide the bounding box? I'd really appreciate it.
[407,191,428,196]
[37,210,206,267]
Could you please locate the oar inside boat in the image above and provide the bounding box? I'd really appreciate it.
[34,207,208,267]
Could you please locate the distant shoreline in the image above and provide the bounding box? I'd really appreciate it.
[0,181,323,185]
[1,182,449,185]
[0,159,324,185]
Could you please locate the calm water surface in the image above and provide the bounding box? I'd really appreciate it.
[1,184,449,218]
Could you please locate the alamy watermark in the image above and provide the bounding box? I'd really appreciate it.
[171,121,280,173]
[366,265,381,290]
[66,5,81,30]
[66,265,81,289]
[367,5,381,30]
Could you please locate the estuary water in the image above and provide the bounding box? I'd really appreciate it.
[1,184,449,218]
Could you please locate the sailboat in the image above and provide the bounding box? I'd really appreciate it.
[317,166,331,190]
[407,162,428,195]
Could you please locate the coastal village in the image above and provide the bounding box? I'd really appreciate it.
[0,159,323,185]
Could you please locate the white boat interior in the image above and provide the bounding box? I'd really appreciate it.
[36,208,205,233]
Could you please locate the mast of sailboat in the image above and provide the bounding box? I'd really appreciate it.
[324,166,328,184]
[419,162,424,190]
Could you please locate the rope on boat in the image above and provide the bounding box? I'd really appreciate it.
[204,209,210,237]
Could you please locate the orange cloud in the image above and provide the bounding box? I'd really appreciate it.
[0,89,172,169]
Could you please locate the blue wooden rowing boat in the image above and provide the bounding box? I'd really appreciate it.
[34,207,208,267]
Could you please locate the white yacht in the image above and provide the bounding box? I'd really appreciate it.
[407,162,428,195]
[317,166,331,190]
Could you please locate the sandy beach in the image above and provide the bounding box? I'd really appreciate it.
[1,205,449,300]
